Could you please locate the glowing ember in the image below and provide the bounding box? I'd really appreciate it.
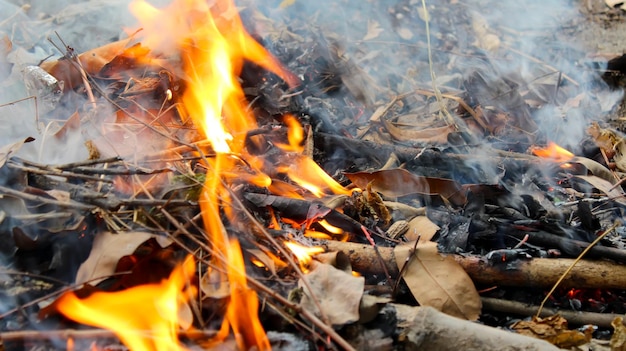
[56,255,196,351]
[531,142,574,163]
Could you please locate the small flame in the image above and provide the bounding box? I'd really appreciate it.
[275,114,305,153]
[531,142,574,163]
[217,240,270,350]
[121,0,351,348]
[56,256,196,351]
[318,219,344,235]
[284,241,325,272]
[279,156,353,197]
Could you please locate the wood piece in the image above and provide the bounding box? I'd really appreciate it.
[393,305,560,351]
[0,328,216,342]
[323,240,626,289]
[481,297,619,328]
[506,230,626,263]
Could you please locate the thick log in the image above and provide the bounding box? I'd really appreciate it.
[323,240,626,289]
[393,305,559,351]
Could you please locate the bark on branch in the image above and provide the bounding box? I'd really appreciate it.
[323,240,626,289]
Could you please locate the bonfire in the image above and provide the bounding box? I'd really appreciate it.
[0,0,625,350]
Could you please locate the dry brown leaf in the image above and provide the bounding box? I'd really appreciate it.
[278,0,296,8]
[382,118,455,145]
[611,316,626,351]
[394,241,481,320]
[613,140,626,172]
[587,122,619,157]
[314,251,352,273]
[200,269,231,299]
[0,33,11,80]
[0,34,11,59]
[0,137,34,168]
[570,156,616,184]
[75,231,170,285]
[405,216,440,242]
[512,315,592,348]
[40,37,139,92]
[363,20,384,41]
[383,201,426,219]
[471,13,500,51]
[606,0,626,10]
[575,175,626,206]
[246,248,287,275]
[396,28,414,40]
[345,169,467,206]
[298,261,364,326]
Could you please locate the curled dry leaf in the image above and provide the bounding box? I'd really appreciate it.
[363,20,384,41]
[345,169,468,206]
[40,37,141,92]
[587,122,619,158]
[246,248,287,275]
[383,201,426,219]
[0,33,12,79]
[382,117,456,145]
[606,0,626,10]
[0,137,35,168]
[200,268,231,299]
[512,315,592,349]
[405,215,440,242]
[396,28,414,40]
[394,241,481,320]
[575,175,626,206]
[570,156,616,184]
[298,261,364,326]
[611,316,626,351]
[75,231,171,285]
[613,140,626,172]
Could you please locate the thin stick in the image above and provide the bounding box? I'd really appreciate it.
[0,328,217,342]
[0,184,94,211]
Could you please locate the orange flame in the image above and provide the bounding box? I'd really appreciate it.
[97,0,353,349]
[56,255,196,351]
[217,239,270,349]
[284,241,325,272]
[531,142,574,163]
[129,0,296,349]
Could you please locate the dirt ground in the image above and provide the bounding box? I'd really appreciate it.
[575,1,626,55]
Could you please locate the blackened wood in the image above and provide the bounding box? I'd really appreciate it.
[506,229,626,263]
